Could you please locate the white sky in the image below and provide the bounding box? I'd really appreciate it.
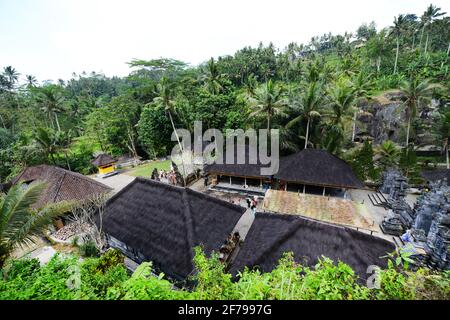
[0,0,448,82]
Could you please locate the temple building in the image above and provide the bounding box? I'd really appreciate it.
[101,178,245,281]
[204,147,364,198]
[92,153,117,176]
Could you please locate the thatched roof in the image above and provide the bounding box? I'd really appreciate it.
[204,143,272,178]
[421,169,450,186]
[275,149,365,189]
[102,177,245,280]
[229,212,394,281]
[92,153,116,167]
[11,165,112,208]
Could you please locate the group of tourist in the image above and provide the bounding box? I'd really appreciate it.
[152,169,179,185]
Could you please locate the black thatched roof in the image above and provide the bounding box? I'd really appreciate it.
[11,165,112,208]
[92,153,116,167]
[275,149,365,189]
[229,212,394,281]
[102,177,245,280]
[204,143,272,178]
[421,169,450,185]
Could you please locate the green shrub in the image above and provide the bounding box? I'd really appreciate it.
[0,248,449,300]
[79,241,99,257]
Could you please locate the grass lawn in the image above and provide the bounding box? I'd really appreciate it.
[126,160,172,178]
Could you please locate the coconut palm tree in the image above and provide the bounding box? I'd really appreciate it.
[390,14,407,74]
[366,29,389,73]
[33,127,59,165]
[152,77,186,183]
[399,77,434,150]
[202,58,224,95]
[25,75,38,88]
[286,81,323,149]
[35,85,66,132]
[351,72,373,142]
[2,66,20,90]
[323,78,356,153]
[0,182,69,268]
[248,80,287,132]
[420,4,446,54]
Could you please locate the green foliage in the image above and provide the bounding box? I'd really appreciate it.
[79,240,99,258]
[0,247,449,300]
[137,105,172,158]
[0,182,72,268]
[350,140,379,181]
[399,146,423,184]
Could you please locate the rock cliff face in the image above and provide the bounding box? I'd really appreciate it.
[355,90,440,149]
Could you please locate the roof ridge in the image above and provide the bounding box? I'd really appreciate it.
[52,171,67,203]
[105,177,139,206]
[181,189,196,266]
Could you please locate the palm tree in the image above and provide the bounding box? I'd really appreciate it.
[390,14,407,74]
[33,127,59,165]
[25,75,38,88]
[286,81,322,149]
[376,140,400,169]
[351,72,373,142]
[248,80,287,132]
[420,4,446,54]
[366,30,389,73]
[323,78,356,152]
[35,85,65,132]
[202,58,224,95]
[3,66,20,90]
[55,129,73,171]
[0,182,69,268]
[152,77,186,183]
[399,77,434,149]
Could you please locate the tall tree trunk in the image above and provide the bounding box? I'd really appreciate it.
[424,32,429,54]
[168,110,186,185]
[54,113,61,132]
[304,117,310,149]
[419,24,425,49]
[267,113,271,132]
[0,114,6,129]
[406,114,411,150]
[127,127,138,159]
[376,56,381,73]
[394,36,400,74]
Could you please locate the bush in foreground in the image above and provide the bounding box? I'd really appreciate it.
[0,248,448,300]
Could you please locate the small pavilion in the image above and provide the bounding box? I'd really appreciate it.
[92,154,117,176]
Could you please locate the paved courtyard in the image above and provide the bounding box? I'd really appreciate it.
[92,172,136,194]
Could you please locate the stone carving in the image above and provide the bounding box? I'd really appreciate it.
[380,171,413,236]
[411,180,450,270]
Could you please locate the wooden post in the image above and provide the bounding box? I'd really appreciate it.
[323,187,326,196]
[229,176,232,185]
[303,184,306,194]
[285,182,287,191]
[244,177,247,186]
[260,178,262,188]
